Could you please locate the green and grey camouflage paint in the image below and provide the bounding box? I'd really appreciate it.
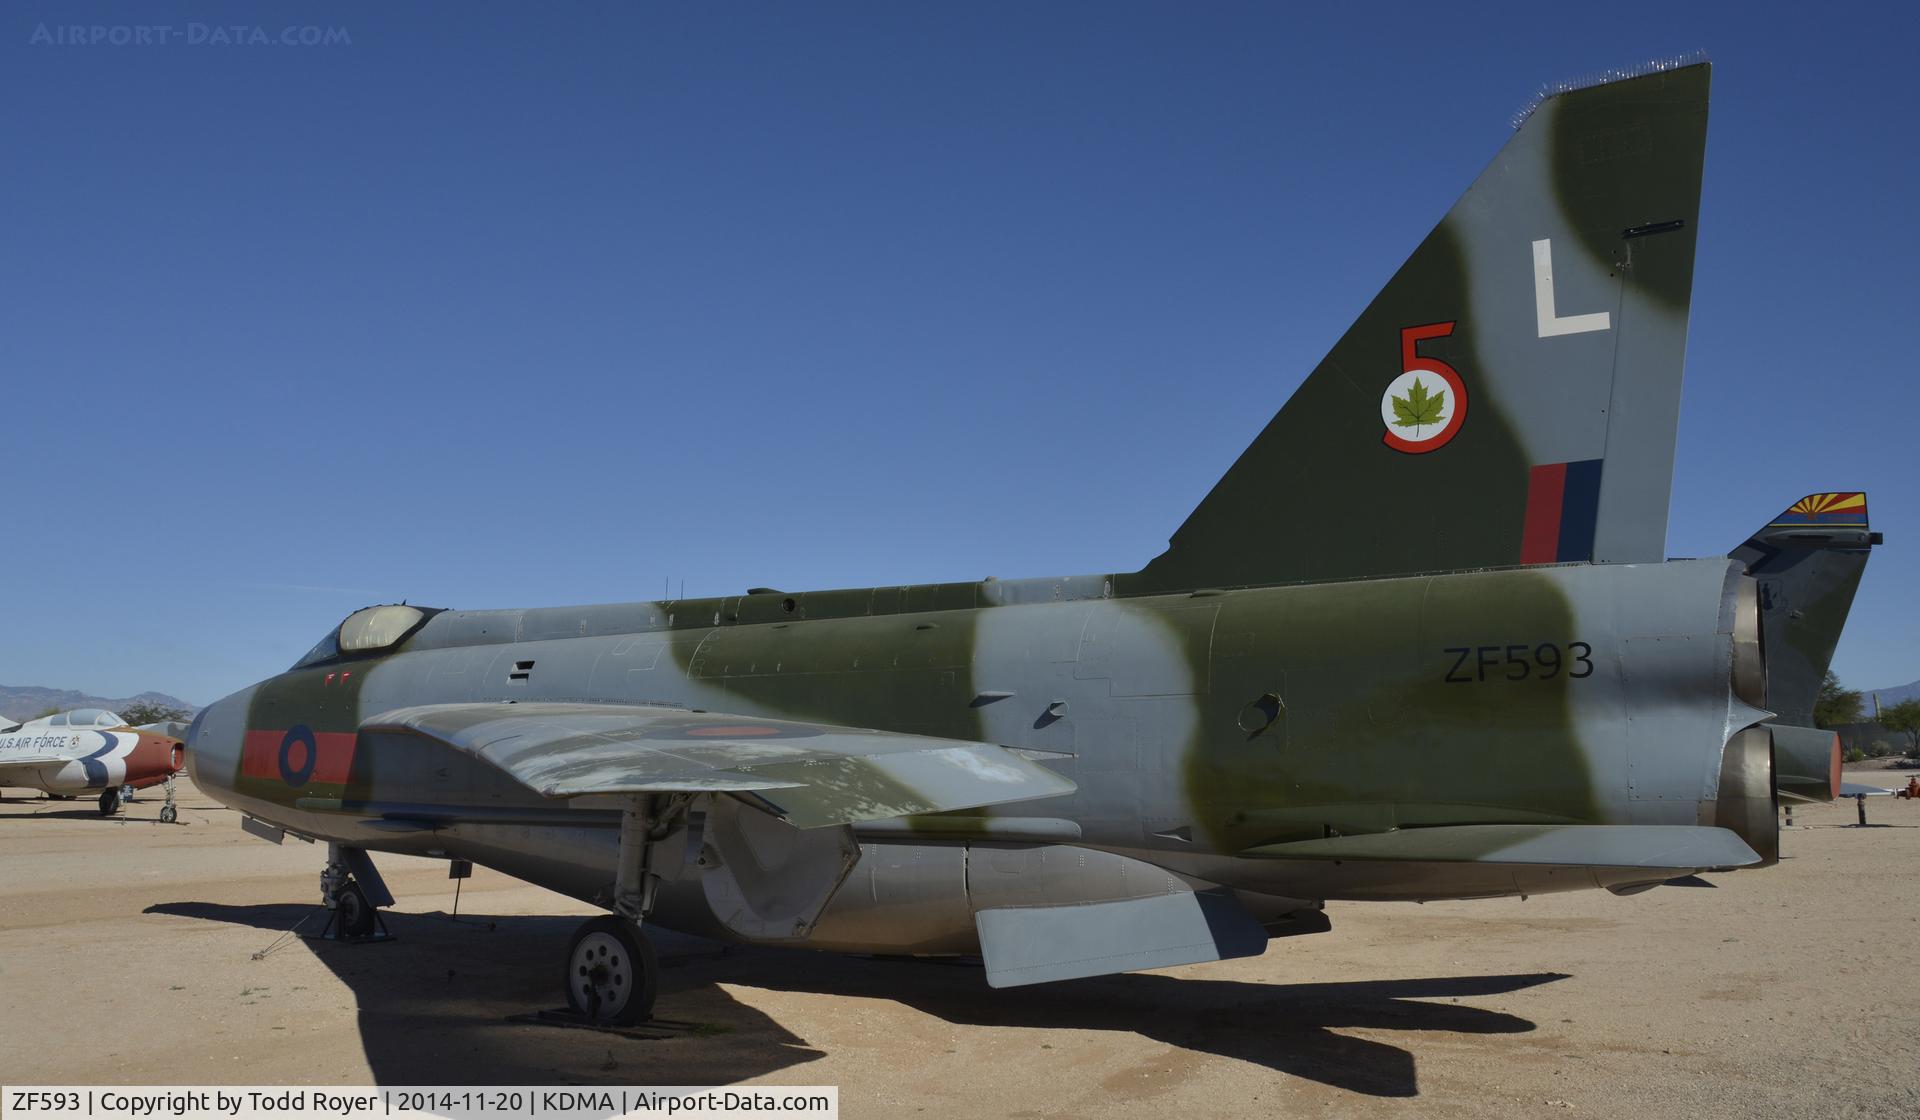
[184,62,1873,981]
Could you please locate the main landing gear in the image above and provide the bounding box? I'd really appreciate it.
[561,794,688,1026]
[304,844,396,943]
[565,917,659,1027]
[97,785,131,816]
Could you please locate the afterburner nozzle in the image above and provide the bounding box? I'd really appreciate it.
[1714,726,1778,866]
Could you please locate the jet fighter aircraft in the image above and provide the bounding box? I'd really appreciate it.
[0,708,187,819]
[187,59,1880,1024]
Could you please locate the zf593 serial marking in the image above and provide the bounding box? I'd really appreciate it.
[1443,642,1593,683]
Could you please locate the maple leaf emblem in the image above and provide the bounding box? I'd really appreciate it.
[1390,376,1447,433]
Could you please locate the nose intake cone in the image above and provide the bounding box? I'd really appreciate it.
[183,688,252,798]
[127,731,185,783]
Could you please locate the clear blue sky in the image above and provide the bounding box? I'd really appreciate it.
[3,1,1915,706]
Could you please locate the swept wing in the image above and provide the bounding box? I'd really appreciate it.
[361,702,1076,828]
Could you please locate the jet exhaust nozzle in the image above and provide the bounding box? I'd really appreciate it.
[1713,726,1778,866]
[1771,725,1842,803]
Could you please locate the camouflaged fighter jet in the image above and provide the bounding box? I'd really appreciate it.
[185,59,1882,1024]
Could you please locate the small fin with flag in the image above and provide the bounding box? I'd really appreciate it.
[1731,492,1877,727]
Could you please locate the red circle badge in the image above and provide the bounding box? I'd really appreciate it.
[1382,322,1468,454]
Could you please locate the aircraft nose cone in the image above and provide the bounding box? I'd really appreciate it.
[185,688,253,795]
[129,731,185,781]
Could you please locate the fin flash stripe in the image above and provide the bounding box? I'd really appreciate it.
[1521,460,1604,564]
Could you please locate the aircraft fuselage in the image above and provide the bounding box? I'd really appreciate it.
[188,554,1768,951]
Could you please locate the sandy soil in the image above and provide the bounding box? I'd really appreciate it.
[2,776,1916,1119]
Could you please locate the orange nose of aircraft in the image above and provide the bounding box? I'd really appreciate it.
[125,731,186,788]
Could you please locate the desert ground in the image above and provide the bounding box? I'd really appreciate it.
[2,777,1916,1120]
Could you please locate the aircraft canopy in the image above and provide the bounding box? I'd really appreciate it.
[42,709,124,728]
[294,604,442,669]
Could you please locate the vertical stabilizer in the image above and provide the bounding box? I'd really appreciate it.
[1127,61,1710,593]
[1732,492,1877,726]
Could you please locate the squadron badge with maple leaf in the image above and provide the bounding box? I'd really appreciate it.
[1380,321,1468,454]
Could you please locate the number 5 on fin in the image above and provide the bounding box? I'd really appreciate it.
[1381,322,1467,454]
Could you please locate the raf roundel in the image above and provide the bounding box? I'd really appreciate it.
[278,724,319,787]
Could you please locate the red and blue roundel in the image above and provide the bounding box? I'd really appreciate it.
[240,726,358,789]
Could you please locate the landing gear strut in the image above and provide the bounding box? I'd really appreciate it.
[304,844,396,943]
[157,773,179,824]
[562,794,687,1025]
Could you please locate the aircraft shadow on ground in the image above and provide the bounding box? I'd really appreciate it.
[147,902,1562,1097]
[9,807,163,822]
[726,951,1563,1098]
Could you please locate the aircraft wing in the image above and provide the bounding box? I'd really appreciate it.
[0,758,69,782]
[0,755,71,769]
[361,702,1076,828]
[1839,782,1898,798]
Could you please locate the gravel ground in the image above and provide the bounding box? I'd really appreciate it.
[2,775,1915,1119]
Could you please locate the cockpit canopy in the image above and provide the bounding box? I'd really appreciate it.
[41,708,124,728]
[293,604,443,669]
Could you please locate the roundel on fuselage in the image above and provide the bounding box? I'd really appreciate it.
[278,725,319,787]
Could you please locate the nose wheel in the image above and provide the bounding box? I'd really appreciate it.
[157,773,180,824]
[333,881,378,938]
[565,916,658,1026]
[301,845,396,943]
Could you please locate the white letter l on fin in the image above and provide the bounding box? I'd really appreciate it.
[1533,238,1611,338]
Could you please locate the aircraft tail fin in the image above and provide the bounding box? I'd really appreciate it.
[1731,492,1877,726]
[1125,60,1710,594]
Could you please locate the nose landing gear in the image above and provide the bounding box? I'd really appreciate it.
[156,771,180,824]
[304,844,396,943]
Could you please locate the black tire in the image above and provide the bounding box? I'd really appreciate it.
[564,916,657,1026]
[158,804,178,824]
[98,788,122,816]
[335,881,377,938]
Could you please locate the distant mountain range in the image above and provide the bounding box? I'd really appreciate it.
[0,684,199,723]
[1866,679,1920,709]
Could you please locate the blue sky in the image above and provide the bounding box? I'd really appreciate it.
[2,1,1915,706]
